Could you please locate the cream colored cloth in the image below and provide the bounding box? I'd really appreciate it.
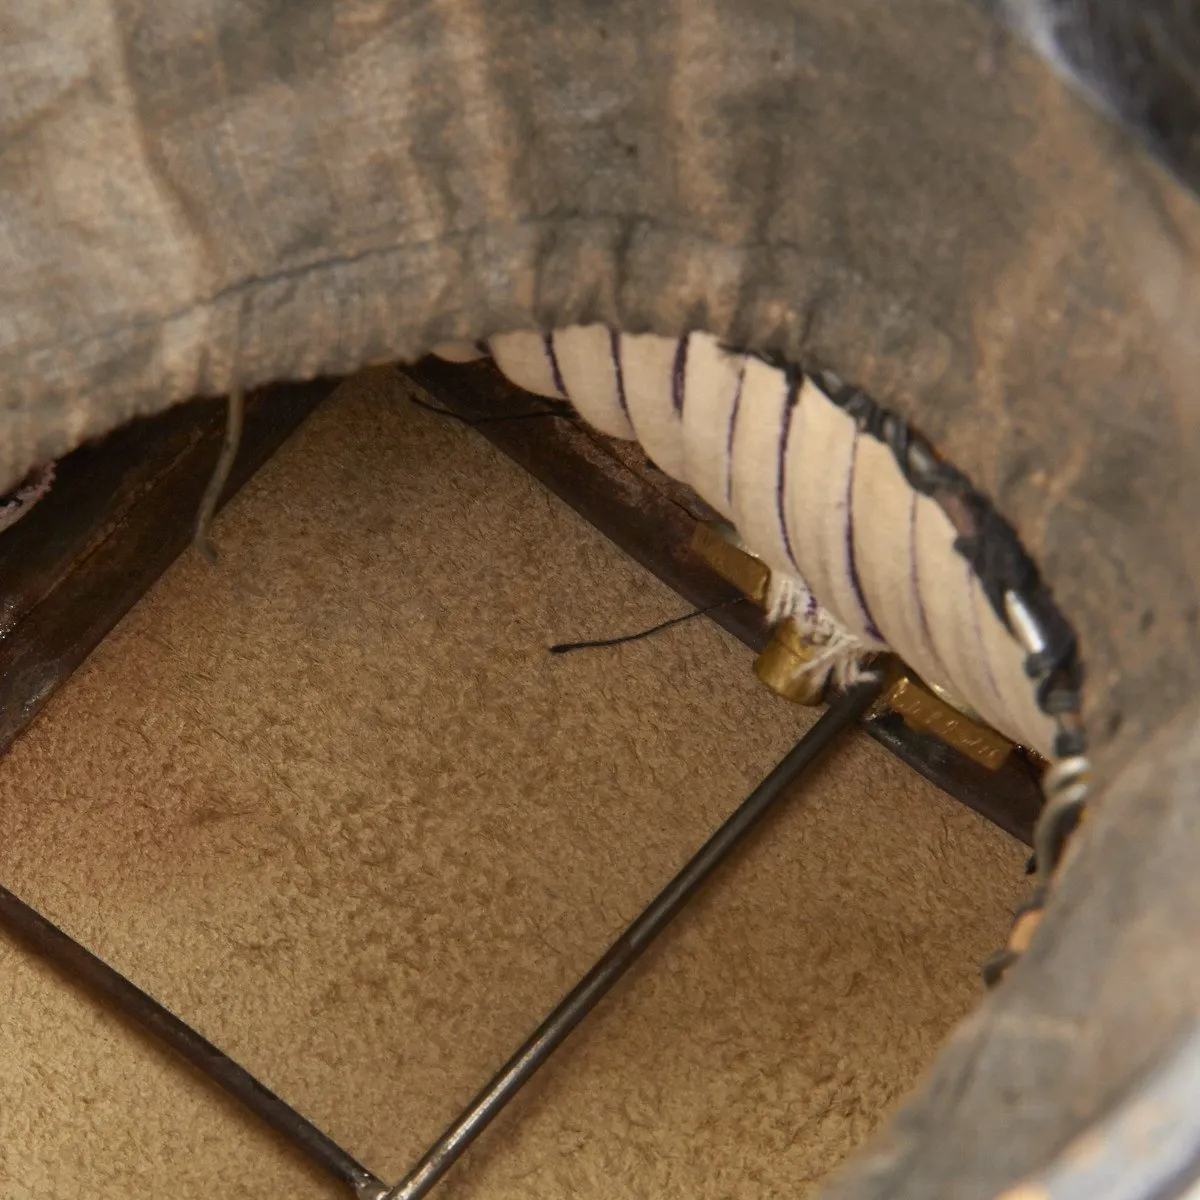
[0,370,1028,1200]
[461,329,1055,755]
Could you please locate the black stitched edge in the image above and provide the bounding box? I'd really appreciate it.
[775,366,805,577]
[519,333,1088,755]
[740,352,1086,746]
[824,379,1085,738]
[672,336,689,415]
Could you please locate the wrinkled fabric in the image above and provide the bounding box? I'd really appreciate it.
[4,10,1200,1192]
[5,0,1198,780]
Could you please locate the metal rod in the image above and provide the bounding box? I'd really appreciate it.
[384,676,883,1200]
[0,883,387,1199]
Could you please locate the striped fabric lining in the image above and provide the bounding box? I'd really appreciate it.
[436,327,1061,757]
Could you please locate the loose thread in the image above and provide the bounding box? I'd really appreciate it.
[407,394,575,426]
[549,598,742,655]
[193,386,245,566]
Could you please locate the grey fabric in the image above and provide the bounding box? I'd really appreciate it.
[4,2,1200,1194]
[5,0,1199,780]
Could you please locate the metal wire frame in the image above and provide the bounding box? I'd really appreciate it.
[0,679,882,1199]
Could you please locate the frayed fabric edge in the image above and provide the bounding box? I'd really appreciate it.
[766,571,881,688]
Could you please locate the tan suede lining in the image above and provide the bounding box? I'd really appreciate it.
[0,370,1025,1199]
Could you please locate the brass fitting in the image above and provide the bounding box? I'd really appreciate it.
[691,523,827,706]
[689,522,771,607]
[690,520,1016,765]
[752,618,829,707]
[882,668,1013,770]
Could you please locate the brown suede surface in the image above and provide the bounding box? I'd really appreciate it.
[0,371,1025,1199]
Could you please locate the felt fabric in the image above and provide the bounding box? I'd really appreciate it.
[6,3,1200,1190]
[0,370,1027,1199]
[2,0,1198,787]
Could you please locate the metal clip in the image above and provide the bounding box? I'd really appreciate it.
[690,522,771,607]
[883,668,1014,771]
[1005,590,1049,657]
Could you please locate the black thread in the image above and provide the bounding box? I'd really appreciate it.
[609,329,630,419]
[775,367,805,576]
[672,336,690,414]
[543,332,568,398]
[472,326,1086,754]
[816,368,1084,736]
[549,598,740,655]
[884,415,912,478]
[834,386,889,442]
[724,359,747,510]
[802,347,1097,981]
[953,507,1040,625]
[1053,726,1088,759]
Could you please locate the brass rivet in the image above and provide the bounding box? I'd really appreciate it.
[884,672,1014,770]
[753,619,828,707]
[690,523,771,608]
